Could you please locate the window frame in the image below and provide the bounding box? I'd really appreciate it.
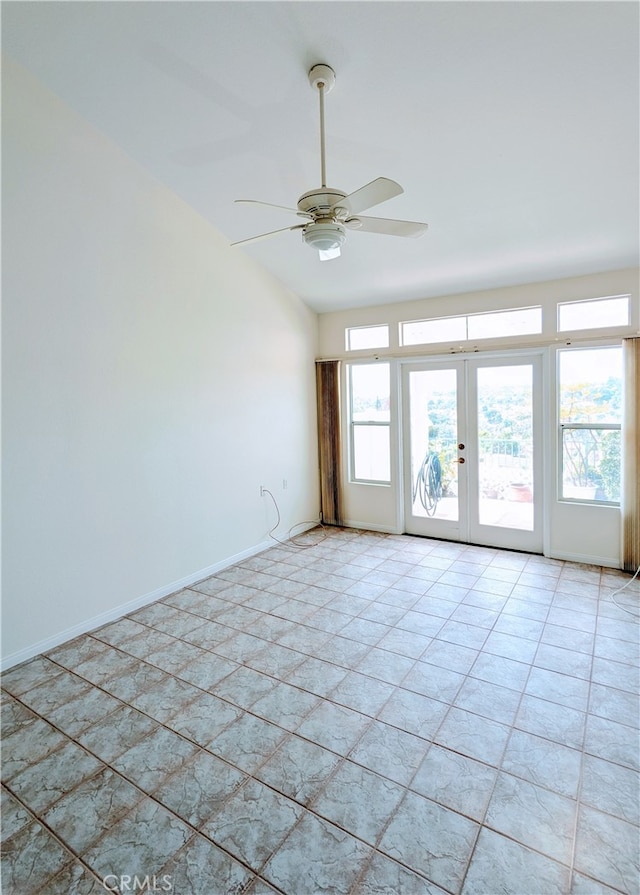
[347,361,392,485]
[556,344,622,506]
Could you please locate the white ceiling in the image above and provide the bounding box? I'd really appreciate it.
[3,1,639,313]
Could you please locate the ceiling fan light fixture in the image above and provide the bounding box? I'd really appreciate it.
[318,246,341,262]
[303,221,346,252]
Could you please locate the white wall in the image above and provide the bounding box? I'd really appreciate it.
[2,59,319,667]
[318,271,639,567]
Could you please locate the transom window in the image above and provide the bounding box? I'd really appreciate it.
[345,325,389,351]
[400,307,542,347]
[558,295,630,332]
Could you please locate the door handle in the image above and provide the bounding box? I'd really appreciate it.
[454,457,465,464]
[458,443,465,450]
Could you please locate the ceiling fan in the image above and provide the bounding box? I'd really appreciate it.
[231,64,429,261]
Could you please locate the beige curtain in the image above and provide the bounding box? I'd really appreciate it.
[316,360,344,526]
[622,337,640,571]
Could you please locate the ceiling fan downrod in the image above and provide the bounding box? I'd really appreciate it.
[308,64,335,190]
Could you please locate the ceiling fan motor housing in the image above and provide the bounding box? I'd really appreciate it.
[298,186,348,252]
[297,188,349,218]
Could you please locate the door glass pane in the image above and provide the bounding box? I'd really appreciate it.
[477,365,534,530]
[409,369,458,521]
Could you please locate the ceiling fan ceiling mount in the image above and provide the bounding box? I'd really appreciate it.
[308,63,336,94]
[231,63,428,260]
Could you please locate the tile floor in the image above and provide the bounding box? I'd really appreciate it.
[2,528,639,895]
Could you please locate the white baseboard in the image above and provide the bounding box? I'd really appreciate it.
[546,549,621,569]
[4,530,619,672]
[342,524,621,568]
[1,539,273,671]
[343,519,402,535]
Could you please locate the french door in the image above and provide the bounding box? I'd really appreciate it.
[402,353,544,552]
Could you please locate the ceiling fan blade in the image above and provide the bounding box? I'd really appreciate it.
[334,177,404,215]
[235,199,310,218]
[346,216,428,238]
[319,246,341,261]
[231,223,306,247]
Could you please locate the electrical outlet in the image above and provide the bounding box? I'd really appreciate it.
[282,479,287,490]
[260,485,265,497]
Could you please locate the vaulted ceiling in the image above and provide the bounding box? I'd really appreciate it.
[3,1,638,313]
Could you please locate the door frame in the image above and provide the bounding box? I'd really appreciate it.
[399,348,546,552]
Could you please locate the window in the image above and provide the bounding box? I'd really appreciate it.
[400,307,541,347]
[401,316,467,346]
[467,307,542,340]
[348,363,391,483]
[558,295,630,332]
[346,324,389,351]
[558,346,622,503]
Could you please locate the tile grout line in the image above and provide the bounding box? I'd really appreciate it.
[2,530,639,895]
[567,565,604,891]
[456,574,558,895]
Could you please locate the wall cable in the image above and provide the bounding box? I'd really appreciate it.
[265,490,639,603]
[263,488,328,549]
[610,564,640,617]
